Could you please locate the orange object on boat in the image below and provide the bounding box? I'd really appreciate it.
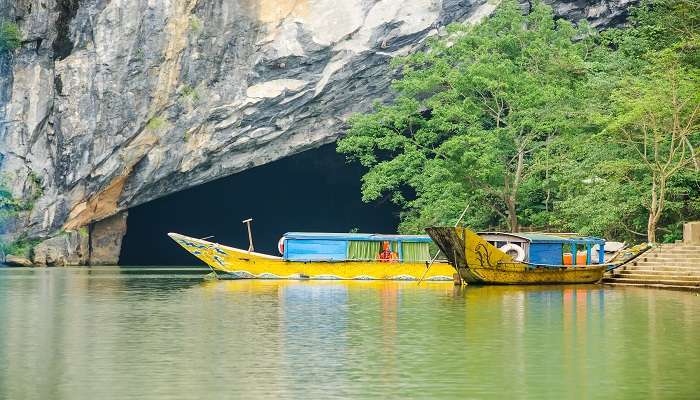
[563,253,588,265]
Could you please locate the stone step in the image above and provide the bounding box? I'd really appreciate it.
[656,243,700,248]
[618,269,700,276]
[611,273,700,282]
[624,266,700,272]
[630,258,700,266]
[633,260,700,266]
[613,268,700,276]
[646,251,700,258]
[602,281,700,292]
[635,257,700,262]
[602,277,700,286]
[634,254,700,262]
[629,261,700,267]
[636,254,700,260]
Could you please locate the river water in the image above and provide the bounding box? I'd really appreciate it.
[0,267,698,399]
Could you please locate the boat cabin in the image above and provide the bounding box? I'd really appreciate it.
[479,232,606,266]
[280,232,434,263]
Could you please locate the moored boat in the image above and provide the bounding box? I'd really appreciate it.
[425,227,650,285]
[168,232,455,281]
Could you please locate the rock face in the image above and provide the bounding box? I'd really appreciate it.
[0,0,636,262]
[531,0,637,28]
[4,254,33,267]
[32,229,89,266]
[88,210,127,265]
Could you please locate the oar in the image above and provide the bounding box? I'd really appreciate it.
[417,251,444,286]
[417,205,469,285]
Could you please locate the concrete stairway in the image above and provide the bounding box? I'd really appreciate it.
[602,244,700,291]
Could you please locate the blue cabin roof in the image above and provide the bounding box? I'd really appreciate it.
[282,232,433,243]
[281,232,434,262]
[480,232,605,245]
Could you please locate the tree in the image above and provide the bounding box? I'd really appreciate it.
[604,54,699,242]
[338,1,592,233]
[550,0,700,243]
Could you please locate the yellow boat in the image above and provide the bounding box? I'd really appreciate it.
[168,232,455,281]
[425,227,650,285]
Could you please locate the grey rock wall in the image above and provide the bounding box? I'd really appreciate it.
[0,0,636,259]
[32,229,89,266]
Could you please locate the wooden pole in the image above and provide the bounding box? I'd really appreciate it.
[242,218,254,252]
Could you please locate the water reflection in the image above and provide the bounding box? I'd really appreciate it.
[0,269,698,399]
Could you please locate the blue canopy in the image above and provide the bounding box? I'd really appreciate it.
[282,232,433,243]
[480,231,605,245]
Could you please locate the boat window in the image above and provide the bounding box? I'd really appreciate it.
[402,242,430,263]
[347,241,381,261]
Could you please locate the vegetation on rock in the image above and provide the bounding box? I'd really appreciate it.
[0,174,45,260]
[189,16,202,33]
[1,237,40,259]
[338,0,699,242]
[145,116,168,131]
[0,20,21,52]
[179,85,200,102]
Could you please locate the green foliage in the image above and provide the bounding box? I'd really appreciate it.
[1,179,37,258]
[22,172,44,211]
[0,173,40,223]
[0,184,23,216]
[0,173,45,259]
[339,1,594,233]
[0,20,21,52]
[0,173,49,259]
[145,116,168,131]
[189,16,202,33]
[599,0,699,67]
[555,0,700,242]
[1,237,40,258]
[179,85,200,102]
[338,0,700,242]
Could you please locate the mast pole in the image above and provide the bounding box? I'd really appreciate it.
[242,218,254,252]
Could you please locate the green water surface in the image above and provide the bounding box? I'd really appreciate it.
[0,267,698,399]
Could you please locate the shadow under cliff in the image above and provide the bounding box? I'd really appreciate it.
[119,143,400,265]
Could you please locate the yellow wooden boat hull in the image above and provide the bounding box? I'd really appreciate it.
[457,265,606,285]
[168,233,455,281]
[425,227,606,285]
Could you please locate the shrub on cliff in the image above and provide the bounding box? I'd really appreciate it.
[0,184,22,223]
[0,20,21,52]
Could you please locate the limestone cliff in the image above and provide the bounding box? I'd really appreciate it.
[0,0,635,264]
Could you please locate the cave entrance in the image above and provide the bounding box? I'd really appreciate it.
[119,144,400,265]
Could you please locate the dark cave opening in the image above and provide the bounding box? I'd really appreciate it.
[119,143,400,266]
